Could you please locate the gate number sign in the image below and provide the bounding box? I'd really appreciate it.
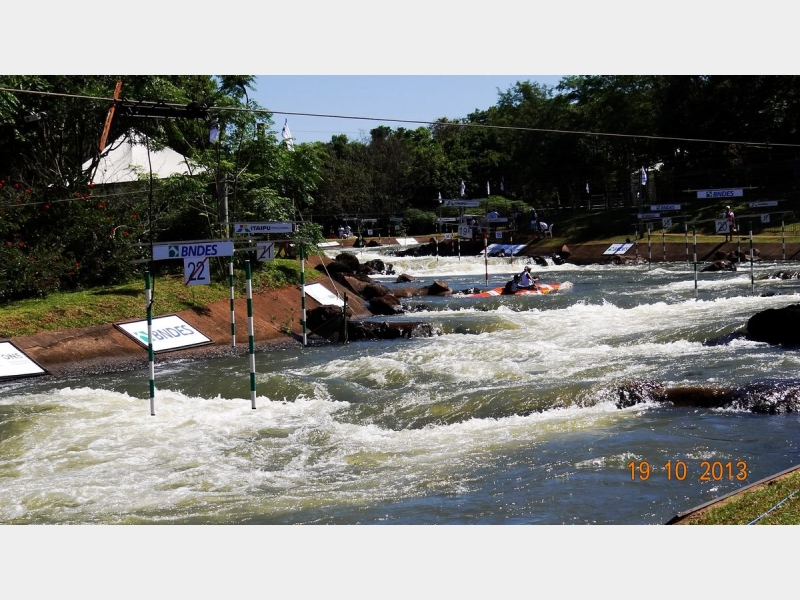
[257,242,275,262]
[184,257,211,286]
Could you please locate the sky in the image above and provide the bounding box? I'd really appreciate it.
[251,75,565,144]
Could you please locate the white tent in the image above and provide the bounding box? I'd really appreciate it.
[83,131,205,185]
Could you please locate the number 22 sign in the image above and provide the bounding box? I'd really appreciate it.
[184,257,210,286]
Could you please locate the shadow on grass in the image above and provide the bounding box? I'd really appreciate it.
[91,289,141,297]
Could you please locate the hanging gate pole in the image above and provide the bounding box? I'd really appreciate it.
[749,225,755,295]
[145,271,155,416]
[693,226,698,300]
[229,256,236,347]
[245,260,257,409]
[300,244,308,346]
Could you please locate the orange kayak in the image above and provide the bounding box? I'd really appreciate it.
[464,282,572,297]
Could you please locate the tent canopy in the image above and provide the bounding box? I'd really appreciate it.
[83,131,205,185]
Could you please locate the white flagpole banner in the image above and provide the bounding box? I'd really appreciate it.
[500,176,505,192]
[586,182,590,194]
[487,181,490,196]
[282,119,294,151]
[0,341,47,380]
[641,167,648,186]
[115,315,213,354]
[460,180,466,197]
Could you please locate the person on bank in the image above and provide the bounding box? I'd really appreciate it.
[503,274,521,295]
[723,206,736,242]
[519,266,539,289]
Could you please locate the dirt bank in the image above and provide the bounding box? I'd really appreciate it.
[10,267,372,380]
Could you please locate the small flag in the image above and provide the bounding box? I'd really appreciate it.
[500,176,505,192]
[438,191,442,201]
[586,182,590,194]
[487,181,490,196]
[460,180,465,197]
[640,167,647,186]
[282,119,294,151]
[209,123,220,144]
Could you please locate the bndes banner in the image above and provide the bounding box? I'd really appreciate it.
[115,315,212,353]
[696,189,744,199]
[0,341,47,379]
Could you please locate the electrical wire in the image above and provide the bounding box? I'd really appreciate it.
[2,86,799,149]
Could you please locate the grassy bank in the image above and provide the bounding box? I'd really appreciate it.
[0,259,322,338]
[674,469,800,525]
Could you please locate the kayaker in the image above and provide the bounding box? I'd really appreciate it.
[502,274,521,295]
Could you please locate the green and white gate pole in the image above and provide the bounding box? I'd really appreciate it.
[647,227,652,269]
[782,221,786,261]
[229,256,236,347]
[693,226,698,300]
[662,228,666,263]
[145,271,155,416]
[245,260,257,409]
[685,223,689,265]
[749,224,755,295]
[300,244,308,346]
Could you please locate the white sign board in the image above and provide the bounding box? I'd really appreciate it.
[0,341,46,379]
[458,225,472,238]
[715,219,733,234]
[234,222,293,234]
[662,217,673,228]
[495,231,503,239]
[256,242,275,262]
[152,241,234,260]
[115,315,213,354]
[749,201,778,208]
[184,257,211,286]
[637,213,660,219]
[761,213,771,223]
[443,199,480,207]
[651,204,681,211]
[697,189,744,199]
[367,229,373,235]
[602,243,635,255]
[303,283,344,307]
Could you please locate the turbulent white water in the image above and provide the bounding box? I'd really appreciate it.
[2,250,800,524]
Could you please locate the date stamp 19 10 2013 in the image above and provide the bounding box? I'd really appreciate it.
[628,460,748,482]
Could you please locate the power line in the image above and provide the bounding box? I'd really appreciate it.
[2,86,799,149]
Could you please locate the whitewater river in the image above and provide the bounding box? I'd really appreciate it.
[2,246,799,525]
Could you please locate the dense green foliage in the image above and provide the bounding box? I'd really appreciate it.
[2,75,800,303]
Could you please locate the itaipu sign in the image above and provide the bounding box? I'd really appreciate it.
[443,199,480,207]
[234,222,293,234]
[696,189,744,199]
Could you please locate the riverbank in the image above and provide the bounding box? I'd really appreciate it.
[8,255,372,379]
[7,238,800,380]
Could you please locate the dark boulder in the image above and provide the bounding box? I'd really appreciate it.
[362,282,391,300]
[363,259,386,273]
[702,260,736,272]
[306,305,346,332]
[348,320,436,341]
[746,303,800,346]
[396,273,415,283]
[368,294,405,315]
[334,252,361,271]
[425,280,452,296]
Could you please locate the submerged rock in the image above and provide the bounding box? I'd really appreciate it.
[614,379,800,414]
